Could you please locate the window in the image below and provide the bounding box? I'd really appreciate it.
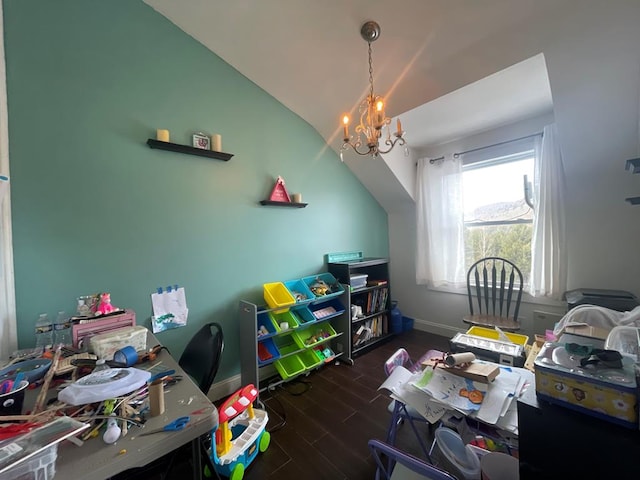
[462,151,534,284]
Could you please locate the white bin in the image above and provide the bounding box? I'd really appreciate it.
[431,427,481,480]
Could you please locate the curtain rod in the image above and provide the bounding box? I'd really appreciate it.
[452,132,543,159]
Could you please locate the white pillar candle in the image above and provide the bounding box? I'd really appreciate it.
[156,129,170,142]
[212,134,222,152]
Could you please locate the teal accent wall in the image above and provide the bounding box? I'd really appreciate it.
[3,0,389,381]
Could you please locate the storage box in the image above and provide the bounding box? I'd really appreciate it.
[1,443,57,480]
[284,279,315,303]
[301,273,344,299]
[263,282,295,313]
[466,326,529,347]
[297,349,323,370]
[269,310,300,331]
[273,333,300,356]
[89,325,148,361]
[450,329,526,367]
[307,298,345,320]
[291,305,316,325]
[293,323,337,348]
[349,274,368,290]
[274,355,305,380]
[257,337,279,366]
[257,311,279,338]
[534,342,638,428]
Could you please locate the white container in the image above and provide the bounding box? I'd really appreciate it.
[349,274,368,290]
[2,443,57,480]
[89,325,147,360]
[431,427,481,480]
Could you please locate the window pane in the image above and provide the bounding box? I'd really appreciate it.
[463,158,533,223]
[464,224,532,285]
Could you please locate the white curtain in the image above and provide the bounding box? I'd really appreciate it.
[415,155,465,287]
[0,2,16,359]
[529,123,567,299]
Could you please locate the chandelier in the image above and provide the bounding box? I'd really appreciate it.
[341,21,406,158]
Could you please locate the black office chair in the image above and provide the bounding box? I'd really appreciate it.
[179,322,225,395]
[463,256,523,331]
[168,322,225,480]
[369,439,457,480]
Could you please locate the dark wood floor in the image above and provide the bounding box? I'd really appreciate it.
[242,329,450,480]
[118,329,450,480]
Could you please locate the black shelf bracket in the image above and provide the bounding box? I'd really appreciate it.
[147,139,233,161]
[259,200,308,208]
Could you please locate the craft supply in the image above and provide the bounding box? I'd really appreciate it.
[33,347,62,414]
[445,352,476,367]
[149,380,165,417]
[139,416,189,436]
[58,367,151,405]
[102,415,121,444]
[114,346,138,367]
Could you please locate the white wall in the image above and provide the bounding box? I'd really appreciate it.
[387,2,640,338]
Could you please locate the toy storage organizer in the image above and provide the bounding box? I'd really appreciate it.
[240,272,351,392]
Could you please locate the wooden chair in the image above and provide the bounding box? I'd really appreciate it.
[463,257,523,331]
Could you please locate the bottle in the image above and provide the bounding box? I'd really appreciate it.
[34,313,53,349]
[93,359,110,372]
[54,311,72,347]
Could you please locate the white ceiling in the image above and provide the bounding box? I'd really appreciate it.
[143,0,559,152]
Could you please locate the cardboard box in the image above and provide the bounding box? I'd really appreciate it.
[534,342,637,428]
[563,325,610,341]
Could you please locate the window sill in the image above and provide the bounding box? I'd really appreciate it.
[425,284,565,308]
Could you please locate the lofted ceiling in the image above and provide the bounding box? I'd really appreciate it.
[143,0,560,154]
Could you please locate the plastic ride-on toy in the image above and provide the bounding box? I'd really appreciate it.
[207,384,270,479]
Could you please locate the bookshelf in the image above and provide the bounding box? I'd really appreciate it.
[328,257,394,356]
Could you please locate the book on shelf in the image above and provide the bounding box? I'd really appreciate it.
[367,279,388,286]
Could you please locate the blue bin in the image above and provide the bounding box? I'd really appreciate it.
[284,279,315,303]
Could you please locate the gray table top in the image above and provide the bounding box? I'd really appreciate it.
[31,331,218,480]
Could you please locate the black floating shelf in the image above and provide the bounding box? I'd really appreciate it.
[259,200,308,208]
[625,196,640,205]
[147,139,233,161]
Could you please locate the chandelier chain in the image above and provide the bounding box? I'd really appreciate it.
[368,41,374,100]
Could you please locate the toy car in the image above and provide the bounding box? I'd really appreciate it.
[207,384,270,479]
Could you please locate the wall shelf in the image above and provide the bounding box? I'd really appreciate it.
[146,139,233,161]
[259,200,307,208]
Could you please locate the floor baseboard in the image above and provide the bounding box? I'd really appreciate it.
[412,317,465,338]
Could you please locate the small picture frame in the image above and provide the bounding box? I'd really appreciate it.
[192,133,210,150]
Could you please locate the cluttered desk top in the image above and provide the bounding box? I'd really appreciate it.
[0,330,218,480]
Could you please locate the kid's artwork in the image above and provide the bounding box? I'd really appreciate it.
[151,285,189,333]
[412,367,487,413]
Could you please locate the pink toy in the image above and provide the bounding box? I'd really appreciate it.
[95,292,117,316]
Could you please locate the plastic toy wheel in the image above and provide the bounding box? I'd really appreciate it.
[259,431,271,452]
[230,463,245,480]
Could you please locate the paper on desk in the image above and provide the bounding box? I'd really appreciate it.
[151,287,189,333]
[412,368,487,413]
[378,366,447,424]
[474,366,521,425]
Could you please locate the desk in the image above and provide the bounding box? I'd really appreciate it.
[30,331,218,480]
[518,395,640,479]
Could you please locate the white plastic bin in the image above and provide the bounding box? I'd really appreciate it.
[2,443,57,480]
[431,427,481,480]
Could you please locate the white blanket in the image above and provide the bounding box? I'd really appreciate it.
[553,304,640,335]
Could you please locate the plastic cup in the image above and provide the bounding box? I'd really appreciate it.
[0,380,29,417]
